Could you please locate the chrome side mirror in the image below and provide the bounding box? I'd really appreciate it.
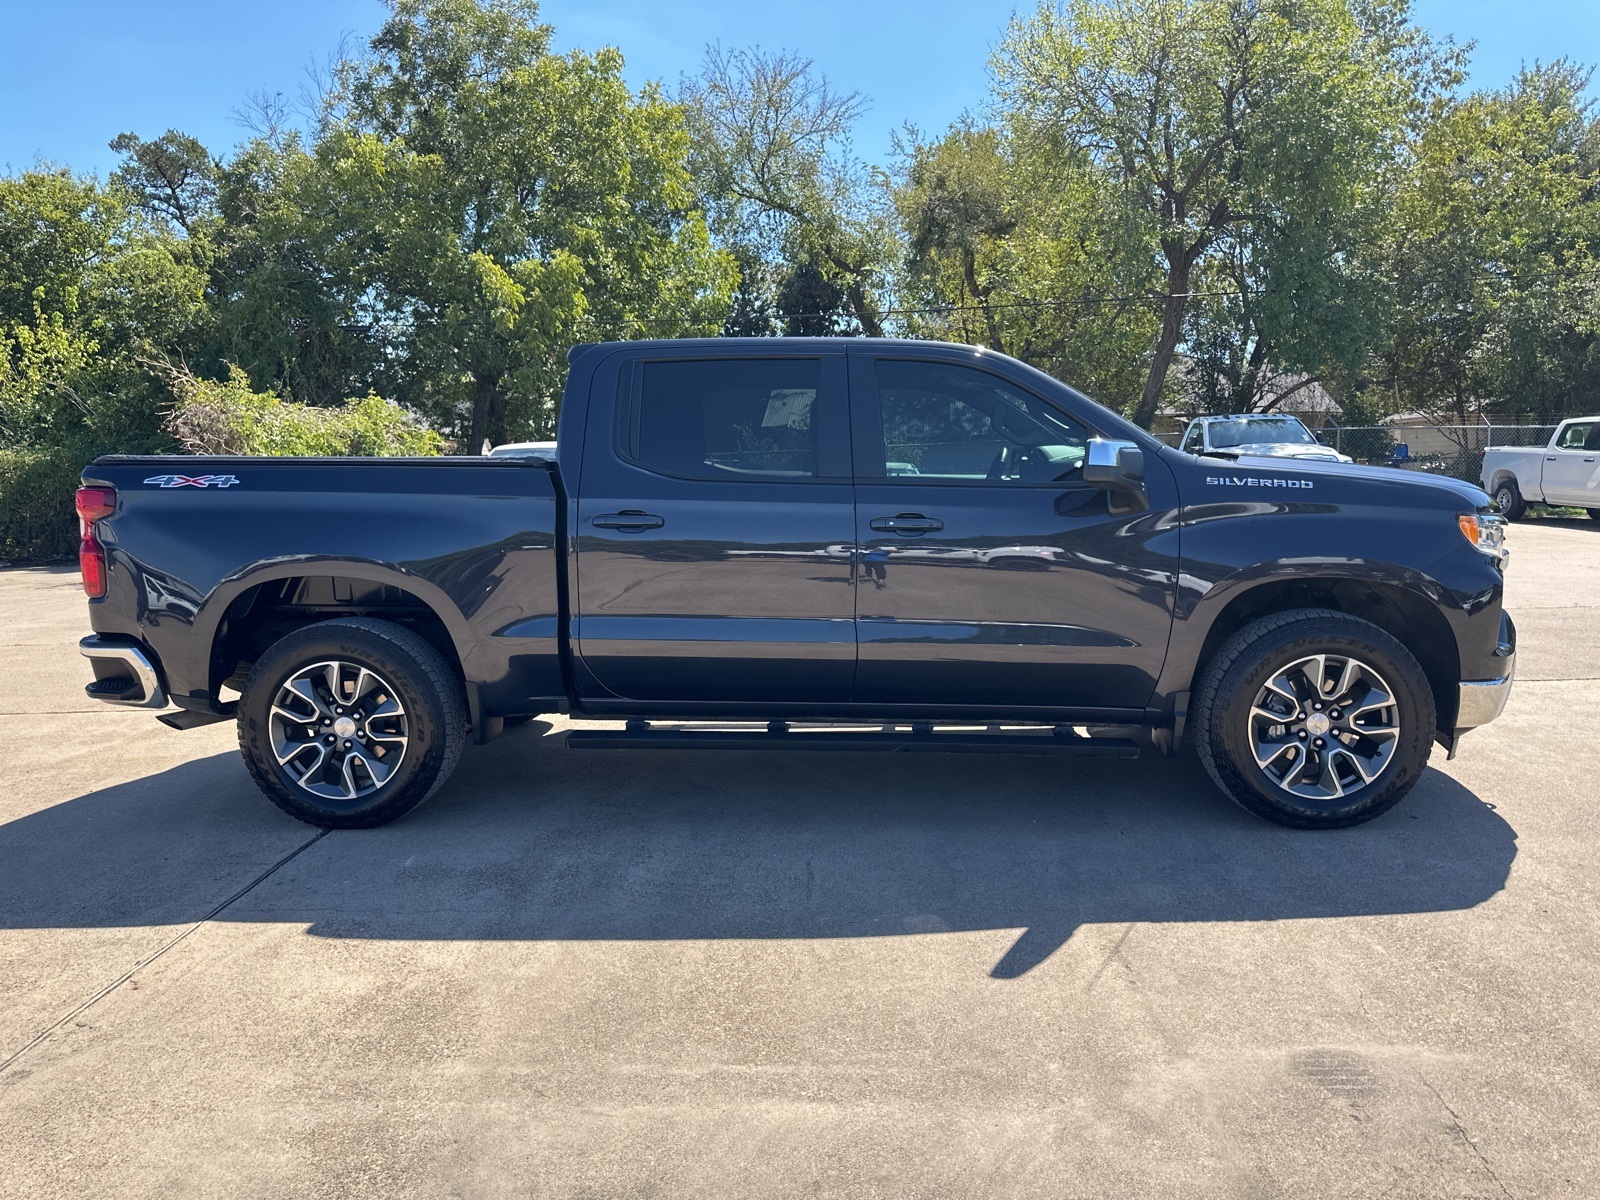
[1082,438,1145,492]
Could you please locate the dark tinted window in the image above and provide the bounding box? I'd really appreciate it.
[631,359,821,479]
[873,359,1087,483]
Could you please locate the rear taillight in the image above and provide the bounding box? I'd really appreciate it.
[75,487,116,522]
[75,486,116,598]
[79,537,107,597]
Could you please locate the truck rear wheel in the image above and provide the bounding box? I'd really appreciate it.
[1492,479,1525,520]
[237,617,467,829]
[1192,610,1435,829]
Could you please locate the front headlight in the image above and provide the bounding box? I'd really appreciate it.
[1458,511,1508,560]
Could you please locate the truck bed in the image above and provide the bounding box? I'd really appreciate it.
[81,455,567,725]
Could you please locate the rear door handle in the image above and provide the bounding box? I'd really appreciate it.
[592,510,664,531]
[870,514,943,535]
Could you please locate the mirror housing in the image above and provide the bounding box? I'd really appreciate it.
[1082,438,1145,492]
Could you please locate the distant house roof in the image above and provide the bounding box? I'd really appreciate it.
[1381,407,1493,427]
[1162,357,1344,418]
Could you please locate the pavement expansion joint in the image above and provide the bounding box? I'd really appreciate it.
[0,828,331,1077]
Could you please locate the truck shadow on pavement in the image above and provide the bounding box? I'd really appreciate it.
[0,724,1517,978]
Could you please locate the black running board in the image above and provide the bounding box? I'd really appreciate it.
[566,723,1139,757]
[157,704,235,731]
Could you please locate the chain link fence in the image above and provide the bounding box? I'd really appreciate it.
[1156,423,1562,484]
[1314,424,1560,483]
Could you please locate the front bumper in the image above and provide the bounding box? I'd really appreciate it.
[1447,612,1516,753]
[1457,668,1514,731]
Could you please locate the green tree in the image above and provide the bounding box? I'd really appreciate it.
[205,134,386,407]
[683,45,896,337]
[0,168,205,455]
[895,121,1157,403]
[1384,63,1600,424]
[995,0,1447,427]
[110,130,218,239]
[308,0,736,450]
[0,166,209,561]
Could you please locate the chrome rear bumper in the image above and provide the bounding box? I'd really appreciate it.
[79,635,168,709]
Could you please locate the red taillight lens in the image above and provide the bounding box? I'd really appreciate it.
[75,486,116,522]
[75,486,116,598]
[79,537,107,598]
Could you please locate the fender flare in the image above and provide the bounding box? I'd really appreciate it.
[1153,560,1458,712]
[1484,469,1522,497]
[194,556,478,682]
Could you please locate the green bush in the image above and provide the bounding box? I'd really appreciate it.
[1,366,444,563]
[0,450,84,563]
[164,366,445,457]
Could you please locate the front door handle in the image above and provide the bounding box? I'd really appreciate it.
[870,513,944,535]
[592,510,664,531]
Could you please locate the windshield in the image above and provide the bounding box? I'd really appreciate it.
[1207,417,1318,448]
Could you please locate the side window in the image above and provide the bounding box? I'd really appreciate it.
[1558,422,1594,450]
[871,359,1088,483]
[629,359,822,480]
[1181,425,1203,453]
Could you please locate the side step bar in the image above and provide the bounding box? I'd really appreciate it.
[566,722,1139,758]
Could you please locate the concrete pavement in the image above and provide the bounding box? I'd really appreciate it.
[2,517,1598,1197]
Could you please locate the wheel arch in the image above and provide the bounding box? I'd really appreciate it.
[199,561,472,699]
[1185,577,1461,735]
[1485,469,1520,496]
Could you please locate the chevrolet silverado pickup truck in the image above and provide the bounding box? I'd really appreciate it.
[75,338,1517,831]
[1481,417,1600,520]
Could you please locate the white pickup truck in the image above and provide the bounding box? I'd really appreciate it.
[1481,417,1600,520]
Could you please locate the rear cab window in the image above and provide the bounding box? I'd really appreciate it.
[621,357,849,481]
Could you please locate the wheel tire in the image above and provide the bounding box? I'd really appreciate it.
[1493,479,1526,521]
[1586,508,1600,522]
[237,617,468,829]
[1192,609,1436,830]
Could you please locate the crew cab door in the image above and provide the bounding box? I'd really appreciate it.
[572,349,856,703]
[1543,420,1600,506]
[847,349,1179,709]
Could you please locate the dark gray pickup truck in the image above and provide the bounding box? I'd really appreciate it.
[76,338,1515,830]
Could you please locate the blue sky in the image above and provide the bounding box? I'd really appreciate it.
[3,0,1597,176]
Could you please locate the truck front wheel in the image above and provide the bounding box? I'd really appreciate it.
[237,617,468,829]
[1192,610,1436,829]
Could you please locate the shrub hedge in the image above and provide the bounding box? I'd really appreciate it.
[165,367,445,457]
[0,450,84,563]
[1,370,446,563]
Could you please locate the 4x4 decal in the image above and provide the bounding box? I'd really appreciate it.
[143,474,241,488]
